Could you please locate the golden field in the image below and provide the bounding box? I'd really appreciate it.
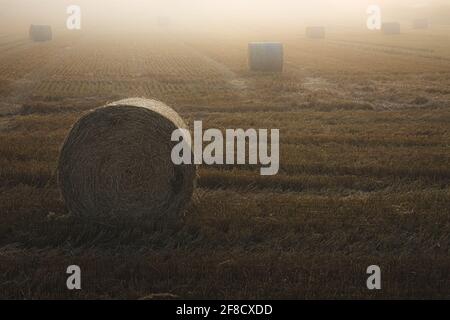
[0,25,449,299]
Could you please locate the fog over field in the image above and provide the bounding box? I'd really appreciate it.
[1,0,449,32]
[0,0,449,300]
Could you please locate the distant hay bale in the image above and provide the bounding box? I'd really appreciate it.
[413,19,429,29]
[57,98,196,221]
[248,42,284,72]
[382,22,401,35]
[29,25,52,42]
[306,26,325,39]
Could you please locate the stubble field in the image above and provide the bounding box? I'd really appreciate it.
[0,25,449,299]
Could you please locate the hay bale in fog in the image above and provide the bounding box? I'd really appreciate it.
[306,26,325,39]
[29,25,52,42]
[248,42,283,72]
[413,19,429,29]
[57,98,196,221]
[382,22,401,35]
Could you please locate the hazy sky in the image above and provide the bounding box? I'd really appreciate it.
[0,0,448,32]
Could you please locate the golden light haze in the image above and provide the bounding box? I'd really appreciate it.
[0,0,448,33]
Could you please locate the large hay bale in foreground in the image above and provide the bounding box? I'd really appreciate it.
[306,26,325,39]
[248,42,284,72]
[29,25,52,42]
[382,22,401,35]
[58,98,196,221]
[413,19,429,29]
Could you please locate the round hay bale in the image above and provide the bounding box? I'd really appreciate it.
[57,98,196,222]
[29,25,53,42]
[248,42,284,72]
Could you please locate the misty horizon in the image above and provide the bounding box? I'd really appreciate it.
[1,0,450,34]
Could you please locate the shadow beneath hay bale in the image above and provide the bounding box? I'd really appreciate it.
[74,213,187,232]
[40,209,190,249]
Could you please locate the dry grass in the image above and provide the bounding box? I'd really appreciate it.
[0,28,449,299]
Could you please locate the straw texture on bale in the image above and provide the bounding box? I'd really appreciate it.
[248,42,284,72]
[29,25,52,42]
[58,98,196,221]
[382,22,401,35]
[306,26,325,39]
